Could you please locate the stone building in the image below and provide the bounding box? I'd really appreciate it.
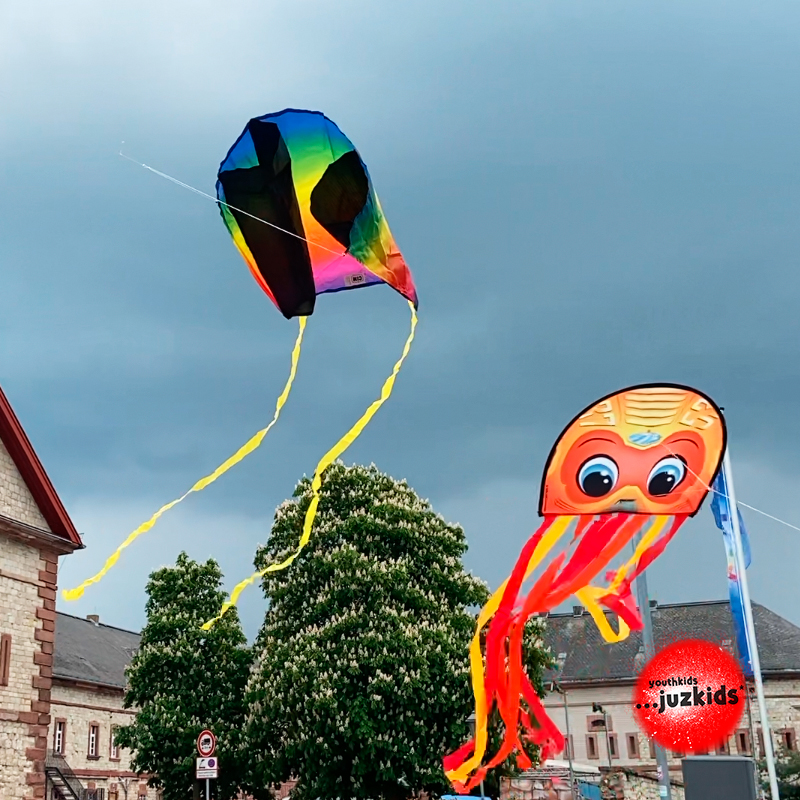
[48,612,157,800]
[539,599,800,779]
[0,384,83,799]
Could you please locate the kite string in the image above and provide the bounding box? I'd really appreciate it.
[202,300,418,630]
[660,443,800,534]
[118,151,343,258]
[61,316,308,602]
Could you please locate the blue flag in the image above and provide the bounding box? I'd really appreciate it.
[711,470,754,677]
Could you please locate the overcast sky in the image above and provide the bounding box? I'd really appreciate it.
[3,1,800,641]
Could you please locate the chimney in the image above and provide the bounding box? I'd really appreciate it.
[572,605,584,617]
[86,614,100,625]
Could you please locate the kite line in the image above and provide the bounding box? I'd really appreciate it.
[117,151,343,256]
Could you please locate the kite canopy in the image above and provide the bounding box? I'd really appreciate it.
[540,384,726,517]
[216,108,418,319]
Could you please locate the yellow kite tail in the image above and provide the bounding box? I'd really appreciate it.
[202,301,418,630]
[576,515,671,643]
[62,317,308,602]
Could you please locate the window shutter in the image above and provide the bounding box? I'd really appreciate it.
[0,634,11,686]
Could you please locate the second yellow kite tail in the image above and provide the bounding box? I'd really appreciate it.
[203,301,418,630]
[62,317,308,602]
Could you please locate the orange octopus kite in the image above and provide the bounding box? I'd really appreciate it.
[444,384,726,790]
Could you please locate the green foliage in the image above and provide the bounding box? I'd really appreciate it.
[242,462,554,800]
[114,553,252,799]
[760,746,800,799]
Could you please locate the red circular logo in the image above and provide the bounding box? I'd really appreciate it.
[633,639,745,752]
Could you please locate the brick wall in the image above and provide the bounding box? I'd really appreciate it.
[601,770,685,800]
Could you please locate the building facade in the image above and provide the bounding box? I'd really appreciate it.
[539,600,800,779]
[0,385,83,800]
[0,384,157,800]
[48,613,156,800]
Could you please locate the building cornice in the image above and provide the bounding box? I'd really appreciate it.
[0,513,81,555]
[52,676,126,695]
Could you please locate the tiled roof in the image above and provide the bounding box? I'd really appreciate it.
[53,612,140,689]
[542,600,800,684]
[52,600,800,690]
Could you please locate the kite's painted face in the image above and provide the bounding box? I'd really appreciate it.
[540,386,726,516]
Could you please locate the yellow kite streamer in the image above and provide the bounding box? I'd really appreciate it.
[202,301,418,630]
[62,318,307,601]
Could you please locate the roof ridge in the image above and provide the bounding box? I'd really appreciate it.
[56,611,141,637]
[0,384,82,547]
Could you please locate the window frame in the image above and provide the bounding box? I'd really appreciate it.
[781,728,797,752]
[626,733,641,759]
[110,726,120,761]
[88,722,100,759]
[736,729,752,755]
[0,634,11,687]
[608,732,619,759]
[54,718,67,755]
[586,733,599,760]
[586,713,613,731]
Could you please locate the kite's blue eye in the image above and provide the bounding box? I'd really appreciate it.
[647,457,686,496]
[577,456,619,498]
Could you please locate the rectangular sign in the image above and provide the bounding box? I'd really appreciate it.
[196,757,219,779]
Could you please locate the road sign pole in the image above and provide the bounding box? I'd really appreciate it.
[206,777,210,800]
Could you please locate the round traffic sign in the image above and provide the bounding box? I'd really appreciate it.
[197,729,216,757]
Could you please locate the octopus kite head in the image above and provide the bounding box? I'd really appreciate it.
[539,384,726,517]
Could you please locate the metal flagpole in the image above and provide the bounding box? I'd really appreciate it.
[632,529,672,800]
[745,681,762,799]
[722,446,779,800]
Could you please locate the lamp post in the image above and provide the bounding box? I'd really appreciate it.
[466,713,486,799]
[592,703,613,770]
[550,681,577,800]
[632,532,672,800]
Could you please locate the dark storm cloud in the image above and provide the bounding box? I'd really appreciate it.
[3,0,800,636]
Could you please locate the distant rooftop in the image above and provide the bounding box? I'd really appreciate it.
[53,600,800,690]
[53,612,140,689]
[542,600,800,684]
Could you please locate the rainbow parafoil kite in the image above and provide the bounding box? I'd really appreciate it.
[444,384,726,790]
[216,108,417,317]
[64,110,418,614]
